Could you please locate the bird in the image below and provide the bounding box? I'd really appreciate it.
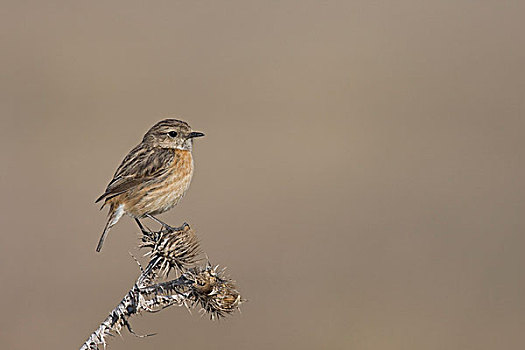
[95,119,204,252]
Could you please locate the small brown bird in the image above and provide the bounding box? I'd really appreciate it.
[95,119,204,252]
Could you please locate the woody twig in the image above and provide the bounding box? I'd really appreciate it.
[80,224,242,350]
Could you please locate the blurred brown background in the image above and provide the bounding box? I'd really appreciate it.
[1,1,524,349]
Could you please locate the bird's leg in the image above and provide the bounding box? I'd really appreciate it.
[146,214,174,232]
[146,214,171,230]
[135,218,151,235]
[146,214,186,232]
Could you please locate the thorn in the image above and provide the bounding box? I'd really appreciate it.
[129,252,143,273]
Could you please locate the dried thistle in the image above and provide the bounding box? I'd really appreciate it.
[80,223,243,350]
[188,264,242,319]
[140,223,202,277]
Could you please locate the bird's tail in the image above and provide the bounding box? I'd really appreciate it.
[96,204,124,252]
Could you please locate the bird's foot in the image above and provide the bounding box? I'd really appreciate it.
[161,222,189,233]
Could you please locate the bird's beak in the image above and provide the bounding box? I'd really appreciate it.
[187,131,205,139]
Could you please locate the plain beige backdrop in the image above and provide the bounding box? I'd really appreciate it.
[1,1,524,349]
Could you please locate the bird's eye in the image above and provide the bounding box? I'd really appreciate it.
[168,131,178,137]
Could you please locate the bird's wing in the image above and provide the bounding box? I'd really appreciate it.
[95,145,174,204]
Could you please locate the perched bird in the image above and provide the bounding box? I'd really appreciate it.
[95,119,204,252]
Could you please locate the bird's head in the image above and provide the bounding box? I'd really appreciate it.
[143,119,205,151]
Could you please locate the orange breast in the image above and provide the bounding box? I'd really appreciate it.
[117,149,194,217]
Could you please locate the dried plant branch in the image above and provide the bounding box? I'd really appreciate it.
[80,224,242,350]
